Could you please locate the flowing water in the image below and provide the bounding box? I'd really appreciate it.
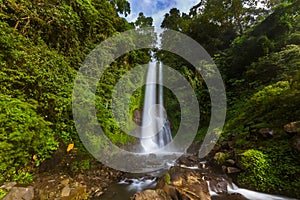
[98,171,298,200]
[140,62,172,152]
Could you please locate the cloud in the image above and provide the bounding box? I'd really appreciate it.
[126,0,199,28]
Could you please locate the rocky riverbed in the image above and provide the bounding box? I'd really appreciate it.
[1,121,300,199]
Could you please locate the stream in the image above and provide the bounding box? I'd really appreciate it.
[96,161,298,200]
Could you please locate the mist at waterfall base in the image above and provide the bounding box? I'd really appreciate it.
[139,62,172,153]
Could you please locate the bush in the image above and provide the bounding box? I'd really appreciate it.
[238,145,300,197]
[238,149,277,192]
[0,94,58,183]
[224,80,300,135]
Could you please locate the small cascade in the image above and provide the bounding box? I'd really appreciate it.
[226,183,298,200]
[140,62,172,152]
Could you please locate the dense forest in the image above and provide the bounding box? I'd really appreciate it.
[0,0,299,199]
[159,0,300,197]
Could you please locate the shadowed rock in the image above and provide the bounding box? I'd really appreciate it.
[156,166,211,200]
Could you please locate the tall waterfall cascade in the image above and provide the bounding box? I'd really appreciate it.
[140,62,172,152]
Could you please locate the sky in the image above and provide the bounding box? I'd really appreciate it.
[125,0,199,28]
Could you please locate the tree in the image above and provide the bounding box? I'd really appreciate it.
[109,0,131,17]
[135,12,153,28]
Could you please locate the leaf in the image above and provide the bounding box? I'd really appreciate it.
[32,155,37,161]
[67,143,74,152]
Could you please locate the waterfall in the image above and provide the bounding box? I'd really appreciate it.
[140,62,172,152]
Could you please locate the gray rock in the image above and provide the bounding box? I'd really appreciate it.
[133,189,171,200]
[3,186,34,200]
[0,182,17,191]
[156,166,211,200]
[209,178,228,194]
[226,159,236,166]
[227,167,241,174]
[61,185,71,197]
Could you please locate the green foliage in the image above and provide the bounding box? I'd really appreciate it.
[224,80,300,136]
[0,0,132,65]
[0,21,77,145]
[0,189,7,199]
[238,149,275,191]
[0,94,58,183]
[214,152,230,165]
[72,159,91,171]
[159,0,300,197]
[0,0,138,184]
[238,143,300,197]
[135,12,153,28]
[219,1,300,83]
[246,44,300,87]
[109,0,131,17]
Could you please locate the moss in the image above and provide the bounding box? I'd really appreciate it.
[214,152,230,165]
[165,173,171,185]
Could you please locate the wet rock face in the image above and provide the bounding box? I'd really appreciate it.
[157,166,211,200]
[133,109,143,125]
[132,166,211,200]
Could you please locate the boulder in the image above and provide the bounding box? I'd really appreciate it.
[208,178,228,194]
[292,134,300,152]
[257,128,273,138]
[0,182,17,191]
[284,121,300,136]
[226,159,236,166]
[214,152,227,165]
[156,166,211,200]
[132,189,171,200]
[61,185,71,197]
[2,186,34,200]
[177,155,200,167]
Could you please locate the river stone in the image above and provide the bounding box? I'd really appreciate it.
[3,186,34,200]
[132,189,171,200]
[156,166,211,200]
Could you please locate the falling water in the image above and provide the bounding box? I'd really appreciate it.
[140,62,172,152]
